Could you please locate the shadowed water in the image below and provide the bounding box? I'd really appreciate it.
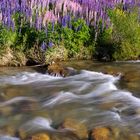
[0,61,140,139]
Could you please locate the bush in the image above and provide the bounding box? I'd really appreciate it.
[95,24,115,61]
[0,16,95,66]
[108,8,140,60]
[0,25,17,48]
[61,19,94,58]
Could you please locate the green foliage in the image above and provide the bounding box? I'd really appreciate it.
[44,19,95,58]
[95,21,115,61]
[108,8,140,60]
[0,18,95,64]
[46,23,61,45]
[0,25,17,48]
[95,8,140,61]
[15,24,39,51]
[113,41,140,60]
[61,19,93,57]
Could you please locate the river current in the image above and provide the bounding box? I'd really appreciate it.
[0,60,140,140]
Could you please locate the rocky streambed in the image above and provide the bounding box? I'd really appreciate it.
[0,60,140,140]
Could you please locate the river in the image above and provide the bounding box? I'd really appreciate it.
[0,60,140,140]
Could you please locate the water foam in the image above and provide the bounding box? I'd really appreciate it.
[1,69,140,132]
[0,72,62,85]
[20,117,53,132]
[0,136,19,140]
[20,117,74,134]
[0,96,37,107]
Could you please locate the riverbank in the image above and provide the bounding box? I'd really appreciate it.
[1,46,140,67]
[0,46,93,67]
[0,0,140,66]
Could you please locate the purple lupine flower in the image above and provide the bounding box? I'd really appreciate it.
[45,28,48,37]
[48,41,53,47]
[0,0,139,33]
[7,12,11,28]
[52,21,54,31]
[11,20,15,31]
[35,12,39,29]
[62,16,67,27]
[41,41,47,51]
[86,20,89,26]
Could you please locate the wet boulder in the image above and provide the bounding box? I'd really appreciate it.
[128,134,140,140]
[47,62,68,77]
[18,130,50,140]
[121,71,140,92]
[33,61,77,77]
[47,62,77,77]
[1,87,25,100]
[0,106,13,116]
[103,70,123,77]
[90,127,111,140]
[110,127,120,139]
[121,71,140,82]
[30,133,50,140]
[0,125,16,137]
[60,118,88,139]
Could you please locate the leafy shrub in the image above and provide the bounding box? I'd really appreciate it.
[0,25,17,48]
[108,8,140,60]
[95,24,115,61]
[61,19,93,57]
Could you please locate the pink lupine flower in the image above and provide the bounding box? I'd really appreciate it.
[43,10,57,25]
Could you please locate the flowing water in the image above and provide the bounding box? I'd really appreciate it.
[0,60,140,140]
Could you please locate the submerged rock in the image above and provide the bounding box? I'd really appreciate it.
[110,127,120,139]
[0,125,16,137]
[18,100,39,113]
[2,87,25,100]
[98,101,118,110]
[0,106,13,116]
[18,128,27,140]
[121,71,140,82]
[128,134,140,140]
[60,118,88,139]
[103,70,123,77]
[18,130,50,140]
[90,127,111,140]
[30,133,50,140]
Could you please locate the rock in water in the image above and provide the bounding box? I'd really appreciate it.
[0,125,16,137]
[30,133,50,140]
[47,62,69,77]
[60,118,88,139]
[91,127,111,140]
[32,61,77,77]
